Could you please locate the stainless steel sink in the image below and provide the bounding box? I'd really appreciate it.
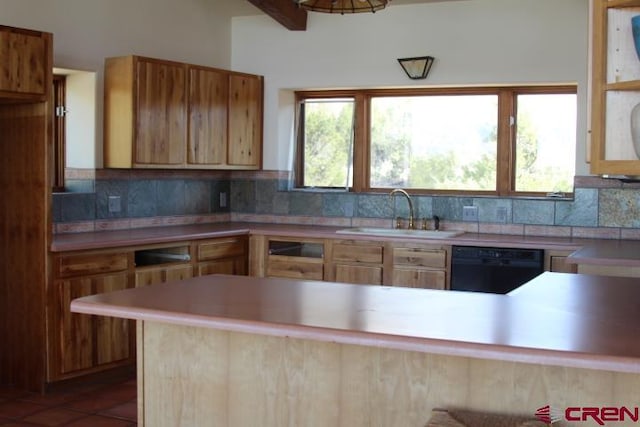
[336,227,463,239]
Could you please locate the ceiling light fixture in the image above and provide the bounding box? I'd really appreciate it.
[295,0,389,14]
[397,56,435,80]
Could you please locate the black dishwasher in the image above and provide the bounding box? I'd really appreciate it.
[450,246,544,294]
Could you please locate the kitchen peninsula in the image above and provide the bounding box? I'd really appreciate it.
[71,272,640,427]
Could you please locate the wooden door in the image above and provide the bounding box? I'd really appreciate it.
[0,26,51,99]
[228,73,262,167]
[188,67,228,166]
[135,59,187,165]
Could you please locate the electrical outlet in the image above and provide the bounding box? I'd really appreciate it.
[108,195,121,213]
[219,192,227,208]
[462,205,478,222]
[496,206,508,223]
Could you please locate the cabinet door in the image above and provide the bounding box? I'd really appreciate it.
[136,264,193,287]
[0,26,51,99]
[228,73,262,167]
[590,0,640,175]
[335,264,382,285]
[56,272,131,375]
[392,268,445,290]
[136,59,187,165]
[197,257,247,276]
[188,67,228,166]
[94,276,131,365]
[549,256,577,273]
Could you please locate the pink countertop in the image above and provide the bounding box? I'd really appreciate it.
[566,239,640,266]
[53,221,640,266]
[52,222,587,252]
[71,272,640,373]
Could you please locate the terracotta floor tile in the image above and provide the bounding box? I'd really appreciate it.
[64,415,132,427]
[21,407,85,426]
[98,401,136,422]
[0,422,43,427]
[20,390,79,407]
[0,401,50,419]
[89,384,137,403]
[63,397,122,414]
[0,387,30,401]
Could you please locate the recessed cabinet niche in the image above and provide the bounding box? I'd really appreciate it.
[590,0,640,175]
[104,55,263,170]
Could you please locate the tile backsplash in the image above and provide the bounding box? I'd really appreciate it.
[52,171,640,239]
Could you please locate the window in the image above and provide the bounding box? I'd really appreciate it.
[296,98,354,188]
[295,86,577,196]
[52,74,66,192]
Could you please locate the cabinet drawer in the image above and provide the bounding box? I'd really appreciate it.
[267,258,324,280]
[198,238,246,261]
[393,247,446,269]
[56,253,129,278]
[332,243,383,264]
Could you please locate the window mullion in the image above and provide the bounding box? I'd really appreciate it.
[352,93,369,192]
[496,90,515,196]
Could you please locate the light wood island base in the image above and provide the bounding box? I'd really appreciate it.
[70,273,640,426]
[137,321,639,427]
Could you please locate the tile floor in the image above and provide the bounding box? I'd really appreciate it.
[0,374,137,427]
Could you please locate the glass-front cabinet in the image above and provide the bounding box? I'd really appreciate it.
[591,0,640,176]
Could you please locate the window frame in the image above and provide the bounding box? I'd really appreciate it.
[295,85,577,197]
[52,74,66,192]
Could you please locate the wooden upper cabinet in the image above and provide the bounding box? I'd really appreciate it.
[188,66,228,166]
[104,55,263,170]
[0,25,52,101]
[136,59,187,165]
[228,73,263,167]
[590,0,640,175]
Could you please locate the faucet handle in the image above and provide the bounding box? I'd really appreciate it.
[432,215,440,231]
[395,217,404,229]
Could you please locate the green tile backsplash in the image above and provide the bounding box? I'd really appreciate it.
[52,172,640,238]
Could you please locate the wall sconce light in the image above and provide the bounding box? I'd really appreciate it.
[397,56,435,80]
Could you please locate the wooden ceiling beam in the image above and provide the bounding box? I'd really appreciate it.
[247,0,307,31]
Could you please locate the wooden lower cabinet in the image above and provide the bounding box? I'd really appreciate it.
[389,244,449,290]
[195,236,248,276]
[328,240,384,285]
[264,237,325,280]
[335,263,382,285]
[391,268,445,290]
[51,271,134,380]
[197,258,247,275]
[48,235,249,382]
[544,250,578,274]
[136,264,193,287]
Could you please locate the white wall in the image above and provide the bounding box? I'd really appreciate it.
[65,71,96,168]
[1,0,234,167]
[231,0,589,173]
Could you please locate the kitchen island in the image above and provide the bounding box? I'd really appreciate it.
[71,273,640,426]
